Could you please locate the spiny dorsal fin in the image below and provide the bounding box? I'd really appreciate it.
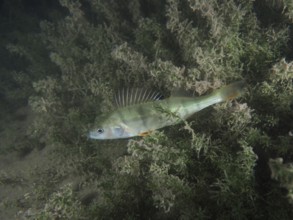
[114,88,163,107]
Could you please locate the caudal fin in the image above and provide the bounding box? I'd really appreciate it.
[215,81,246,102]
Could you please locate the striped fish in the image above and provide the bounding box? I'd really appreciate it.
[89,81,245,139]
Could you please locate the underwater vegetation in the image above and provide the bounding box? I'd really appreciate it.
[1,0,293,219]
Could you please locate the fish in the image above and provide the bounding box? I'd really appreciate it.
[88,81,246,140]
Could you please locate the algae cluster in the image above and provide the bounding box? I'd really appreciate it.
[1,0,293,219]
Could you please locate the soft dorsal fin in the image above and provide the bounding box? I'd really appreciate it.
[114,88,163,107]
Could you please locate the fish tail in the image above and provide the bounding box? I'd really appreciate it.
[214,81,246,102]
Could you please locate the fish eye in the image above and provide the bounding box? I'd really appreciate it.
[97,128,104,134]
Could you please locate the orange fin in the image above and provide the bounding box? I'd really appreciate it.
[217,81,246,101]
[138,131,152,137]
[227,93,239,100]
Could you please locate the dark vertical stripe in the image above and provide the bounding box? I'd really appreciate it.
[182,98,190,119]
[116,109,128,125]
[136,105,149,129]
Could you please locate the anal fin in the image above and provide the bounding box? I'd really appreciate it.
[138,131,152,137]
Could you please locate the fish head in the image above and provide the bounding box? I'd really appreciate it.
[88,125,127,139]
[88,114,132,140]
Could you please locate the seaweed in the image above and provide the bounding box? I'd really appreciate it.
[1,0,293,219]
